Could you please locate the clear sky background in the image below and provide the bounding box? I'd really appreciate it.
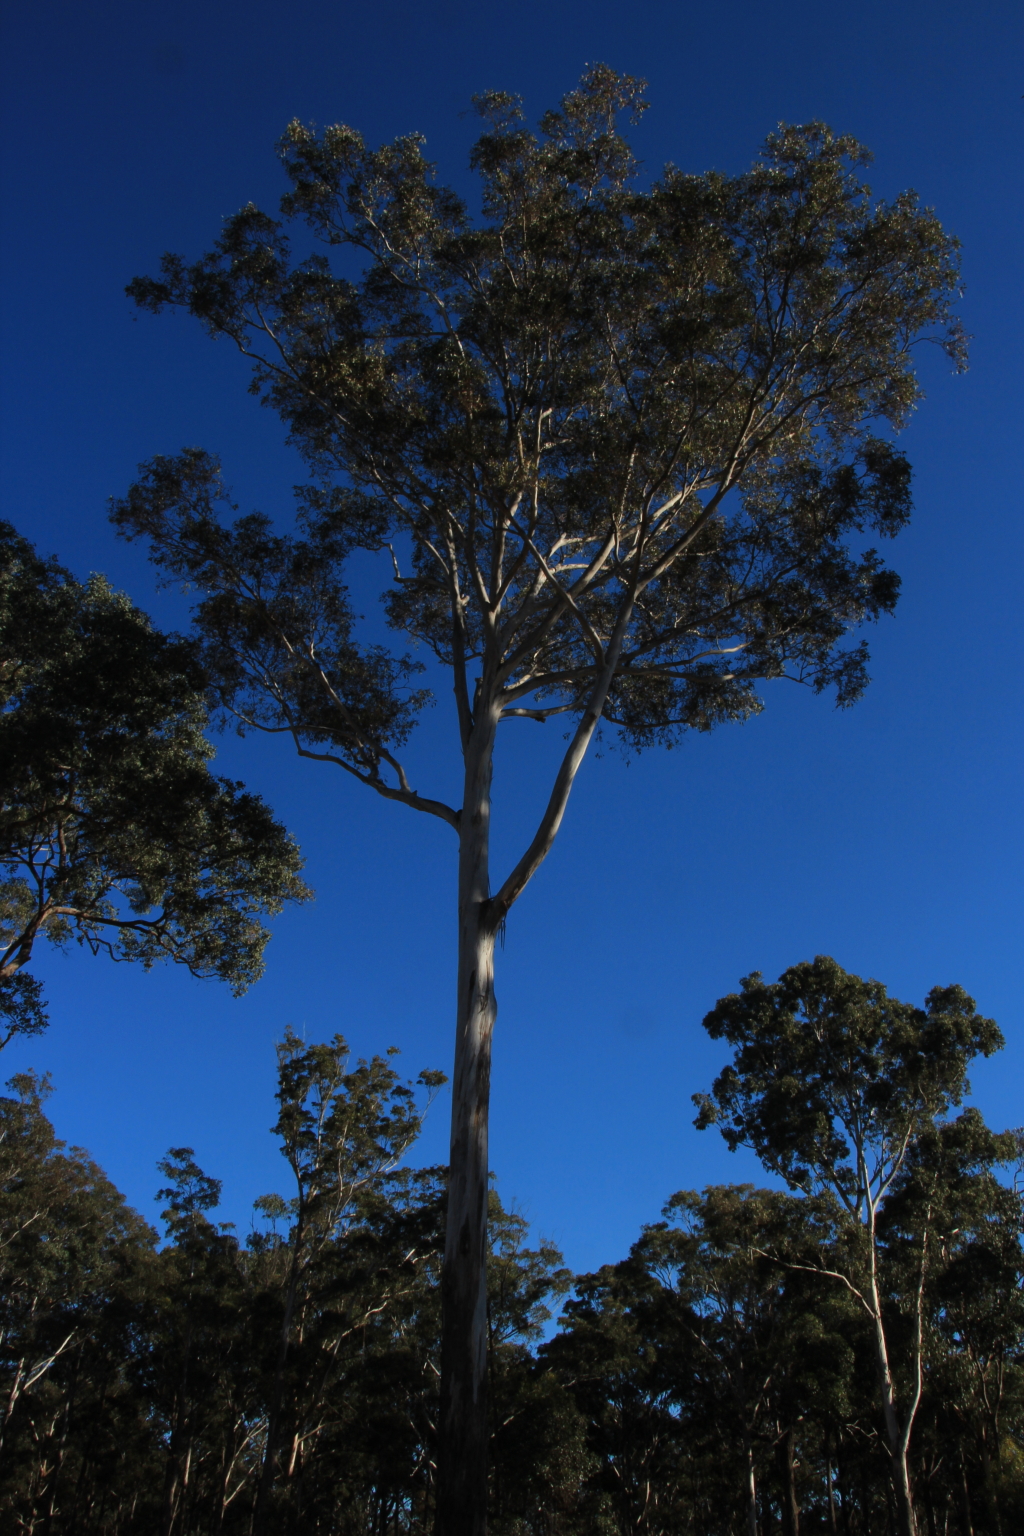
[1,0,1021,1272]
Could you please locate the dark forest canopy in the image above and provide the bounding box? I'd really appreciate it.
[2,960,1021,1535]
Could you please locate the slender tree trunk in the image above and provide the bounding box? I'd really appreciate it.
[161,1331,193,1536]
[777,1426,800,1536]
[825,1436,838,1535]
[980,1431,1003,1536]
[923,1465,938,1536]
[873,1323,918,1536]
[890,1440,918,1536]
[253,1238,304,1534]
[864,1203,917,1536]
[437,706,499,1536]
[958,1453,974,1536]
[0,1354,26,1456]
[745,1441,759,1536]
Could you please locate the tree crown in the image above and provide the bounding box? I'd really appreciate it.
[114,68,964,847]
[694,955,1003,1214]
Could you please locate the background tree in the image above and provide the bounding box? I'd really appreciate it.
[484,1191,575,1529]
[146,1148,246,1536]
[881,1111,1024,1534]
[113,67,964,1529]
[543,1184,863,1536]
[644,1185,848,1536]
[0,1071,160,1527]
[249,1029,445,1530]
[3,1046,1022,1533]
[0,521,309,1044]
[694,955,1004,1536]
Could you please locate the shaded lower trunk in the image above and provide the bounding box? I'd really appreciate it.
[252,1248,303,1535]
[777,1426,800,1536]
[959,1453,974,1536]
[891,1449,918,1536]
[437,711,498,1536]
[867,1245,918,1536]
[825,1437,837,1535]
[746,1441,759,1536]
[161,1339,194,1536]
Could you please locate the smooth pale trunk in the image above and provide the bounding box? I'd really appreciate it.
[778,1427,800,1536]
[868,1260,918,1536]
[745,1442,759,1536]
[437,708,499,1535]
[959,1455,975,1536]
[825,1445,838,1535]
[892,1449,919,1536]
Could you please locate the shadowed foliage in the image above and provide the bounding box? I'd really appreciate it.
[0,521,310,1045]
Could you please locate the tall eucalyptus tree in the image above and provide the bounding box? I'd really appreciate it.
[113,67,964,1529]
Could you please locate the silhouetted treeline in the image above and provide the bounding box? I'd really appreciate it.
[2,1031,1022,1534]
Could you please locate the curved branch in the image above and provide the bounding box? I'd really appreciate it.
[288,740,459,830]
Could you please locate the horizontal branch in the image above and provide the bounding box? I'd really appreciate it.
[499,703,577,722]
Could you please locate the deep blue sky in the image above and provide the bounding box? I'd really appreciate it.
[1,0,1021,1270]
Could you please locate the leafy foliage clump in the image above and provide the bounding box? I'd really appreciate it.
[1,521,309,1044]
